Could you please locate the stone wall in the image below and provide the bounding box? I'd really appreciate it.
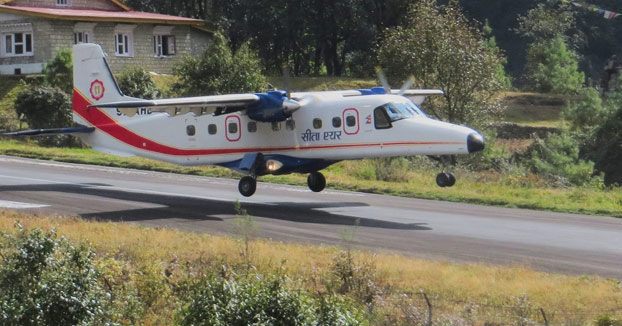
[0,15,211,75]
[9,0,122,11]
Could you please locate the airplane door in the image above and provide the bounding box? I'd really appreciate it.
[343,108,359,135]
[225,115,241,142]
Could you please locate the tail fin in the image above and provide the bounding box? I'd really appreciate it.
[72,44,139,124]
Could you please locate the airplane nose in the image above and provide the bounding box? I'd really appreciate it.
[467,133,485,153]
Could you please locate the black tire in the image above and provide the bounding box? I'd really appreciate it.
[436,173,450,188]
[447,173,456,187]
[307,172,326,192]
[238,176,257,197]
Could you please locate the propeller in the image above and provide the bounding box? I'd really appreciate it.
[375,66,391,94]
[376,67,418,96]
[281,64,301,114]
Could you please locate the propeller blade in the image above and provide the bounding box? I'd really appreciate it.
[282,64,292,99]
[398,75,416,95]
[375,66,391,94]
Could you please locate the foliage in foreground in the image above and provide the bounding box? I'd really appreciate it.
[179,274,366,326]
[43,48,73,94]
[0,224,107,326]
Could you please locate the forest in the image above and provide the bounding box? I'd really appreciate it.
[122,0,622,83]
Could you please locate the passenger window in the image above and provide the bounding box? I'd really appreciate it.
[286,119,296,131]
[228,122,238,134]
[248,121,257,133]
[313,118,322,129]
[332,117,341,128]
[346,115,356,127]
[208,124,217,135]
[374,107,391,129]
[272,122,281,131]
[186,125,196,136]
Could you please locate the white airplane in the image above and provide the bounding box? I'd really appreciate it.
[8,44,485,197]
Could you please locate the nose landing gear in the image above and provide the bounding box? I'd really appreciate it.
[307,171,326,192]
[436,172,456,188]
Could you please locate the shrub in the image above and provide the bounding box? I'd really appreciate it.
[0,223,108,326]
[14,86,79,147]
[117,68,162,99]
[43,48,73,94]
[177,274,367,326]
[373,157,410,182]
[596,316,622,326]
[563,87,608,132]
[521,132,596,186]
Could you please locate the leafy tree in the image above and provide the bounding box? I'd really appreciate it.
[178,274,367,326]
[515,2,581,48]
[43,48,73,94]
[526,37,584,94]
[0,224,108,326]
[14,86,77,147]
[172,34,267,96]
[377,0,506,127]
[117,67,162,99]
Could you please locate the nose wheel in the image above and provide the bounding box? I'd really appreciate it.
[238,176,257,197]
[307,172,326,192]
[436,172,456,188]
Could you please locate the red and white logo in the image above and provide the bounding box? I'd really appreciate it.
[89,80,105,101]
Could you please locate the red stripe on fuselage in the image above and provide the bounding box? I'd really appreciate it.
[72,89,462,157]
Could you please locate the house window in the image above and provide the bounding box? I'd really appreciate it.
[2,32,33,57]
[115,33,132,56]
[153,35,176,57]
[74,31,90,44]
[56,0,71,6]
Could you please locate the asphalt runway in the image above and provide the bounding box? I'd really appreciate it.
[0,155,621,278]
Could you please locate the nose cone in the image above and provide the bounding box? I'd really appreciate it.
[467,133,485,153]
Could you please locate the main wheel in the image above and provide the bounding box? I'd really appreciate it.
[307,171,326,192]
[238,176,257,197]
[436,173,450,188]
[447,173,456,187]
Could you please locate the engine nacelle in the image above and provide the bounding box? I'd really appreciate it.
[247,91,300,122]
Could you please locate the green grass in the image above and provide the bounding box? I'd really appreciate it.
[1,139,620,218]
[500,92,572,127]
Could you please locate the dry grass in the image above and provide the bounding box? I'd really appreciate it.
[1,210,621,322]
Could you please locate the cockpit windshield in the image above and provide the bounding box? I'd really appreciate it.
[378,100,426,122]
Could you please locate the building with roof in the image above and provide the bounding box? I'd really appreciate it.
[0,0,211,75]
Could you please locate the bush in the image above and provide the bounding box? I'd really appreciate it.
[173,33,267,96]
[14,86,79,147]
[373,157,410,182]
[43,48,73,94]
[521,132,596,186]
[563,88,608,132]
[0,223,108,326]
[596,316,622,326]
[117,68,162,99]
[178,274,367,326]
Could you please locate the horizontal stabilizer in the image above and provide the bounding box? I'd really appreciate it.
[3,127,95,137]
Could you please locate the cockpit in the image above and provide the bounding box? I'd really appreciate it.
[374,100,426,129]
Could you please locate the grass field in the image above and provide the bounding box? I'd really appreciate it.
[1,211,620,325]
[1,139,620,218]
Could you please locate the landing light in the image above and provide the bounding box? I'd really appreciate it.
[266,160,283,172]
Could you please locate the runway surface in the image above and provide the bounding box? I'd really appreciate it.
[0,155,621,278]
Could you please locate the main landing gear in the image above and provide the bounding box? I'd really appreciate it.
[238,176,257,197]
[436,172,456,188]
[238,172,327,197]
[307,171,326,192]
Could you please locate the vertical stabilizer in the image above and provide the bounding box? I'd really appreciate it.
[72,44,140,124]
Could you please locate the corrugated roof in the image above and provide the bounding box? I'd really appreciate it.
[0,5,204,25]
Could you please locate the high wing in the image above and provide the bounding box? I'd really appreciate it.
[89,94,261,117]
